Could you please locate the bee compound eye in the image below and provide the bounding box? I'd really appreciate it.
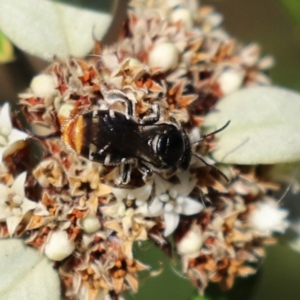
[157,129,185,165]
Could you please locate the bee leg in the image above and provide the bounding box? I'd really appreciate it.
[138,163,153,182]
[115,163,132,185]
[103,89,134,117]
[140,104,160,125]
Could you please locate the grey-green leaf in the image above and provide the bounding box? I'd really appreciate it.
[0,0,117,61]
[0,239,60,300]
[204,86,300,164]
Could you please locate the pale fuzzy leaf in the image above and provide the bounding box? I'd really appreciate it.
[0,0,117,61]
[204,86,300,164]
[0,239,60,300]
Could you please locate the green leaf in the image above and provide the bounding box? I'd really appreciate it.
[279,0,300,29]
[0,0,117,61]
[0,239,60,300]
[203,86,300,164]
[0,30,14,63]
[125,241,197,300]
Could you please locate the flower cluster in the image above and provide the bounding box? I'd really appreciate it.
[0,1,289,299]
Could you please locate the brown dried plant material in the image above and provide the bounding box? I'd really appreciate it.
[0,1,287,300]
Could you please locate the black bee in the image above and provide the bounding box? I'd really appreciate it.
[61,90,229,184]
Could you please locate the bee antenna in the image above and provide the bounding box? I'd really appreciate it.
[192,153,229,182]
[193,120,231,144]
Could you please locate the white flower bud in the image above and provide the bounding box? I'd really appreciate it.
[177,226,203,255]
[30,74,57,98]
[149,42,179,72]
[217,68,245,95]
[45,230,75,261]
[170,8,193,30]
[57,103,75,123]
[128,58,141,67]
[80,214,101,234]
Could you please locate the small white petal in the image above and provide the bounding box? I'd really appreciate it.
[0,135,7,146]
[112,183,152,202]
[0,184,9,199]
[0,203,8,220]
[0,126,11,137]
[11,207,22,216]
[174,205,183,214]
[11,172,27,197]
[0,147,5,163]
[164,202,174,213]
[176,196,185,204]
[118,202,126,217]
[34,203,50,216]
[45,230,75,261]
[127,193,135,200]
[135,203,149,215]
[132,183,152,202]
[175,171,197,196]
[101,202,123,218]
[0,103,12,135]
[154,175,170,195]
[180,197,204,215]
[111,187,127,202]
[159,193,169,202]
[135,199,144,207]
[169,187,178,199]
[122,210,134,236]
[163,211,180,236]
[8,129,29,145]
[148,197,164,216]
[4,207,12,218]
[21,197,37,215]
[12,195,23,205]
[6,215,22,236]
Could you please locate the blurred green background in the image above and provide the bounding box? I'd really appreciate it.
[1,0,300,299]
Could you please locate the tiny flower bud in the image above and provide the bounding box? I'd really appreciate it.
[30,74,57,98]
[149,42,179,71]
[80,213,101,234]
[45,230,75,261]
[170,8,193,30]
[217,68,245,95]
[57,103,75,125]
[177,226,203,255]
